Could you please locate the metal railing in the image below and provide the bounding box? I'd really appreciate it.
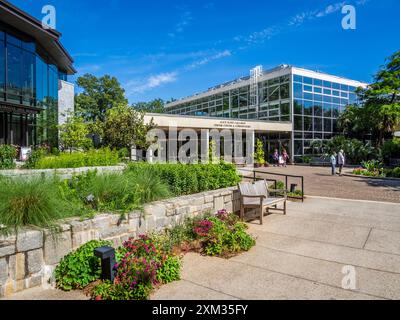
[241,169,305,202]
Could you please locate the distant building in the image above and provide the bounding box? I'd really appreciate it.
[162,65,368,162]
[0,0,76,147]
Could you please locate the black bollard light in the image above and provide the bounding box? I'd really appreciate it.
[290,183,298,193]
[94,246,116,282]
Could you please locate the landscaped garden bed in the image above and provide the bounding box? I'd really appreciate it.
[0,162,240,232]
[54,209,255,300]
[351,160,400,179]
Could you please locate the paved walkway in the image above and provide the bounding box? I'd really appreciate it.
[4,197,400,300]
[240,165,400,203]
[151,198,400,300]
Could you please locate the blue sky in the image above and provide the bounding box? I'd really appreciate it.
[10,0,400,103]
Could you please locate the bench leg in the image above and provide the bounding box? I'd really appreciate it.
[240,205,244,221]
[284,200,287,215]
[260,206,263,225]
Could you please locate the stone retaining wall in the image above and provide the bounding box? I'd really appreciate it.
[0,187,240,298]
[0,165,126,179]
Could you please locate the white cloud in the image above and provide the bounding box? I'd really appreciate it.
[169,10,193,38]
[185,50,231,70]
[126,72,178,95]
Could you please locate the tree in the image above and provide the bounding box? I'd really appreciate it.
[132,98,165,113]
[75,74,128,122]
[59,114,92,153]
[355,50,400,146]
[101,104,156,158]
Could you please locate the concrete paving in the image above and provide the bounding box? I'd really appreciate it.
[151,197,400,300]
[4,197,400,300]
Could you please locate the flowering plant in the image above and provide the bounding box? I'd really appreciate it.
[193,219,214,237]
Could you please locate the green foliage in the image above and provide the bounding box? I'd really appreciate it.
[126,162,241,196]
[61,169,170,213]
[156,255,181,284]
[316,136,377,164]
[254,139,266,165]
[193,210,256,257]
[59,114,93,152]
[23,146,48,169]
[55,240,112,291]
[338,50,400,146]
[32,148,120,169]
[381,138,400,163]
[100,104,156,152]
[0,145,17,169]
[0,176,78,232]
[132,98,165,113]
[75,74,128,123]
[385,167,400,178]
[361,160,383,172]
[92,235,181,300]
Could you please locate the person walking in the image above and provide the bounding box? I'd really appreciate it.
[282,148,289,167]
[330,152,337,175]
[338,149,345,176]
[272,149,279,167]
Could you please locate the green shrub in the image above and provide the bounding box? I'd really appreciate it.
[0,176,77,232]
[193,210,255,257]
[23,147,48,169]
[32,148,120,169]
[0,145,17,169]
[127,162,241,196]
[381,138,400,163]
[55,240,112,291]
[384,167,400,178]
[93,235,181,300]
[156,255,181,284]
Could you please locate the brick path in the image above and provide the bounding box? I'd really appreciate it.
[241,165,400,203]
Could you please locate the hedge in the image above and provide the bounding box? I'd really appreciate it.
[126,162,241,196]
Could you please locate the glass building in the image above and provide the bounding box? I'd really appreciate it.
[165,65,368,162]
[0,1,75,147]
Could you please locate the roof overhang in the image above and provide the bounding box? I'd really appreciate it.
[0,0,76,74]
[144,113,292,133]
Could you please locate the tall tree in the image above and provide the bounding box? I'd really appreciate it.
[338,50,400,146]
[132,98,165,113]
[100,104,156,157]
[75,74,128,122]
[358,50,400,145]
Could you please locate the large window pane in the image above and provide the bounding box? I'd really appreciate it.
[7,44,22,103]
[314,117,322,132]
[269,85,279,101]
[303,100,313,116]
[294,115,303,131]
[314,102,322,117]
[304,116,312,131]
[294,99,303,114]
[0,40,5,96]
[324,118,332,132]
[294,83,302,99]
[323,103,332,117]
[22,50,35,106]
[280,83,289,99]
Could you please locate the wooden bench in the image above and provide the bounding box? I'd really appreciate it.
[238,180,287,225]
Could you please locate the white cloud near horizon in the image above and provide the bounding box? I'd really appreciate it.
[125,72,178,95]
